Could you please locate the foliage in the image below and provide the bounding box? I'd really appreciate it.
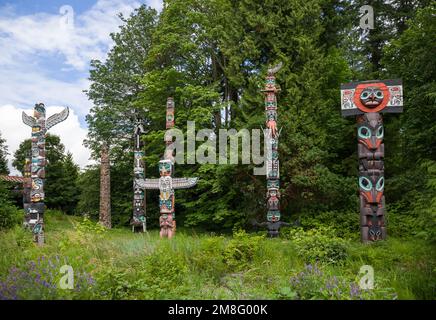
[0,181,21,230]
[288,263,397,300]
[0,131,9,175]
[74,217,107,236]
[0,255,95,300]
[12,134,79,213]
[223,229,264,272]
[0,214,434,300]
[297,210,359,240]
[288,227,349,265]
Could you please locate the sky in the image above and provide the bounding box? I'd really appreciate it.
[0,0,163,175]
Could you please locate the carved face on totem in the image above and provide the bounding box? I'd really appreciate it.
[359,173,384,204]
[159,160,173,176]
[357,113,384,151]
[353,83,390,113]
[267,193,280,211]
[267,211,280,222]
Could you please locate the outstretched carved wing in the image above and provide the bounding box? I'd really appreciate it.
[22,112,36,127]
[267,62,283,75]
[135,178,160,190]
[172,177,198,189]
[46,107,69,130]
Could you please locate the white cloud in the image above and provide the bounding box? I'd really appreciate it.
[0,104,92,175]
[0,0,143,70]
[0,0,163,171]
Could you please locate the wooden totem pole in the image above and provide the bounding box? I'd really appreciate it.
[99,142,111,229]
[256,63,290,237]
[131,116,147,232]
[340,80,403,242]
[22,103,69,245]
[135,97,198,238]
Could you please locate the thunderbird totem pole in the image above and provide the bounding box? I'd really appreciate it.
[254,63,290,237]
[136,97,198,238]
[131,116,147,232]
[340,80,403,242]
[22,103,69,245]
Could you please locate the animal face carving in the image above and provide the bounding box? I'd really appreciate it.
[359,174,384,204]
[159,160,172,176]
[360,87,384,108]
[358,123,383,150]
[353,82,390,113]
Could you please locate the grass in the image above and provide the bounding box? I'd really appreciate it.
[0,211,434,300]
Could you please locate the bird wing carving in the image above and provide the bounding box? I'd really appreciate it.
[267,62,283,75]
[46,107,69,130]
[22,112,36,127]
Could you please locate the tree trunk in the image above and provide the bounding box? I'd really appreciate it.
[99,143,111,228]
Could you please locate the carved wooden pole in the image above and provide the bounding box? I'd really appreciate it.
[22,103,69,245]
[99,142,111,229]
[340,79,403,242]
[260,64,285,237]
[135,97,198,239]
[131,116,147,232]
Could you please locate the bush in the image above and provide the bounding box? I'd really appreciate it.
[0,204,21,230]
[189,236,226,280]
[74,217,107,235]
[288,227,348,264]
[223,229,264,272]
[297,210,359,240]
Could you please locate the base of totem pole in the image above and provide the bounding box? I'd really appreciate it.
[131,223,146,233]
[361,226,387,243]
[35,232,44,246]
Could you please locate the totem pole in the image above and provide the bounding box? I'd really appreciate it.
[135,97,198,238]
[340,80,403,242]
[131,116,147,232]
[22,103,69,245]
[254,63,290,237]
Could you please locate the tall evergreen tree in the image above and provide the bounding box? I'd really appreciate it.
[0,132,9,175]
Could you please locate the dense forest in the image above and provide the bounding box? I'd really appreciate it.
[0,0,435,300]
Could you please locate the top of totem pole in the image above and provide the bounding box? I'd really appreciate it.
[22,103,69,129]
[166,97,175,129]
[340,79,403,117]
[262,62,282,93]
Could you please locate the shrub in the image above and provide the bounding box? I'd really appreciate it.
[0,204,21,230]
[190,236,226,280]
[223,229,264,272]
[297,210,359,240]
[74,217,107,235]
[288,227,348,264]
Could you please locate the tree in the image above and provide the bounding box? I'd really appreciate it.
[0,132,9,175]
[12,134,79,212]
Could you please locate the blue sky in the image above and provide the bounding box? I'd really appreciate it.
[0,0,162,172]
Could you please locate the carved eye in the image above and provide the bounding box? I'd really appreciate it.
[360,91,370,100]
[359,176,372,191]
[376,126,384,139]
[375,90,384,99]
[376,177,384,191]
[358,126,371,139]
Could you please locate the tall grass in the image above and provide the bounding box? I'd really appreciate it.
[0,214,434,300]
